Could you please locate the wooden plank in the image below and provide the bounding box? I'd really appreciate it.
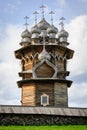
[22,83,36,106]
[0,106,87,117]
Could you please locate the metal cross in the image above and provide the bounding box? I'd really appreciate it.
[33,11,39,25]
[59,17,65,30]
[24,16,29,29]
[40,5,46,18]
[49,11,55,25]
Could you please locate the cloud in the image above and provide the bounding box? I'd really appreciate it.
[68,82,87,108]
[66,15,87,76]
[0,24,22,105]
[4,0,21,14]
[65,15,87,108]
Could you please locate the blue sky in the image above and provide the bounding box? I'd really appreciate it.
[0,0,87,107]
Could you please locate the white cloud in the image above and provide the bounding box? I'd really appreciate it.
[66,15,87,76]
[68,82,87,108]
[0,24,22,105]
[66,15,87,108]
[4,0,21,14]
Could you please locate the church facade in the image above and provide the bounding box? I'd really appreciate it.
[15,5,74,107]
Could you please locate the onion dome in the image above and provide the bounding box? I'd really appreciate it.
[31,25,41,34]
[21,29,31,43]
[58,29,69,38]
[37,18,50,30]
[58,29,69,42]
[47,25,58,34]
[31,25,41,39]
[38,49,51,61]
[58,18,69,42]
[21,29,31,38]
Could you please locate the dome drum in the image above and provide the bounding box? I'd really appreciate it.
[20,41,30,47]
[31,33,39,39]
[49,33,56,38]
[21,37,31,42]
[39,30,47,37]
[59,37,67,42]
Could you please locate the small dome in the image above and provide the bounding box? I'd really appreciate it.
[21,29,31,38]
[37,18,50,30]
[58,29,69,38]
[38,49,51,61]
[31,25,41,34]
[47,25,58,34]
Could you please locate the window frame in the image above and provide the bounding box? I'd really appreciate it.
[41,94,49,106]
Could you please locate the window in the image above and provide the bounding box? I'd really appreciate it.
[41,94,49,106]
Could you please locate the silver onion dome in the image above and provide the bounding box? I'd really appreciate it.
[21,29,31,38]
[58,29,69,43]
[37,18,50,30]
[21,29,31,43]
[58,29,69,38]
[47,25,58,34]
[38,49,51,61]
[31,25,41,39]
[31,25,41,34]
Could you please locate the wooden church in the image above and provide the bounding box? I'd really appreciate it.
[15,5,74,107]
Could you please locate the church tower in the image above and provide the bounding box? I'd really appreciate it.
[15,5,74,107]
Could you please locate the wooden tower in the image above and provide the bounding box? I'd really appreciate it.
[15,7,74,107]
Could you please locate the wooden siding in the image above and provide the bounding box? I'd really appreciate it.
[23,73,32,79]
[54,82,68,107]
[35,62,55,78]
[0,106,87,117]
[22,83,35,106]
[24,62,33,71]
[36,82,54,106]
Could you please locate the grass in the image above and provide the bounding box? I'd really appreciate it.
[0,125,87,130]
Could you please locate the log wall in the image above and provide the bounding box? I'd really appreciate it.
[54,82,68,107]
[36,82,54,106]
[22,83,36,106]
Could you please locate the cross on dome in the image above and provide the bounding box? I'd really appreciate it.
[33,11,39,25]
[49,11,55,25]
[59,17,65,30]
[40,5,46,18]
[24,16,29,29]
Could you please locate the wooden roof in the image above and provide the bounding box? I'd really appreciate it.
[14,44,74,60]
[0,105,87,117]
[17,78,72,88]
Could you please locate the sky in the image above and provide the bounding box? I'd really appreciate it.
[0,0,87,108]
